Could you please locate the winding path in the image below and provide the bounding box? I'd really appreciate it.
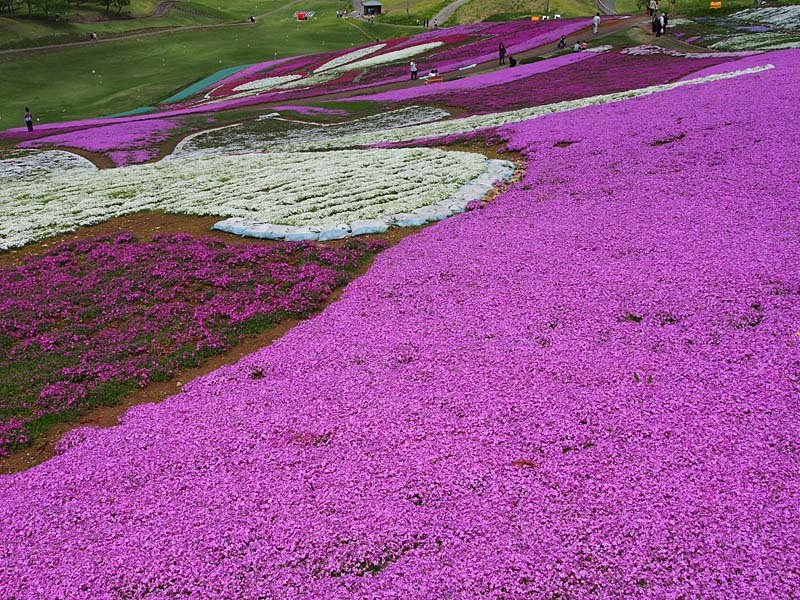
[432,0,475,25]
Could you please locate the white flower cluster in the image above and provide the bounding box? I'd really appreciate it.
[730,5,800,30]
[232,74,303,93]
[585,45,613,53]
[0,150,96,182]
[215,159,515,241]
[710,33,800,51]
[621,45,760,58]
[0,148,492,249]
[173,106,451,158]
[212,42,443,103]
[329,41,443,72]
[313,43,386,73]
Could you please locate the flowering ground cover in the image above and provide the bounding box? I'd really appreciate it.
[177,65,771,154]
[0,147,492,249]
[360,51,740,113]
[18,118,186,167]
[348,50,598,104]
[0,149,96,181]
[666,8,800,53]
[0,233,387,456]
[423,19,593,71]
[1,48,798,598]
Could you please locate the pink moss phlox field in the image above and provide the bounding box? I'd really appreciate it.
[0,233,386,455]
[427,19,594,70]
[381,52,739,114]
[18,118,183,166]
[1,50,799,598]
[348,51,598,103]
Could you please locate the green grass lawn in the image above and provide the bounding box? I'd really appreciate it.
[0,1,293,49]
[0,3,406,126]
[451,0,640,22]
[374,0,451,24]
[0,10,221,49]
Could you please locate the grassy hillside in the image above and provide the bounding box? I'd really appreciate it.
[451,0,639,22]
[0,1,287,48]
[373,0,452,25]
[0,3,404,126]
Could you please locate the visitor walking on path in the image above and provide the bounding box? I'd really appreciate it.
[648,0,657,15]
[592,13,601,35]
[23,107,33,133]
[498,42,506,65]
[655,12,665,37]
[410,60,418,80]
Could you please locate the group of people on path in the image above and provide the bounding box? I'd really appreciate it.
[652,11,669,37]
[647,0,669,37]
[409,61,440,80]
[498,44,517,67]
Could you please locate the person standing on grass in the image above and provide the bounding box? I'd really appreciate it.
[498,42,506,65]
[410,60,418,80]
[24,107,33,133]
[592,13,601,35]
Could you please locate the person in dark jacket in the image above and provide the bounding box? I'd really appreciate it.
[24,107,33,133]
[498,42,507,65]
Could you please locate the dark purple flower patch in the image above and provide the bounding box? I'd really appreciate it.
[0,233,386,455]
[414,52,739,113]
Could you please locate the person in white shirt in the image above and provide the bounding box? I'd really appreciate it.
[410,61,418,80]
[592,13,601,35]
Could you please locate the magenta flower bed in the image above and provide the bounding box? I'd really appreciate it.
[427,19,595,72]
[17,118,183,166]
[398,51,740,114]
[0,233,386,456]
[1,51,798,597]
[349,51,598,103]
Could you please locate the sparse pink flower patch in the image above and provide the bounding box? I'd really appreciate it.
[18,119,183,166]
[0,233,386,456]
